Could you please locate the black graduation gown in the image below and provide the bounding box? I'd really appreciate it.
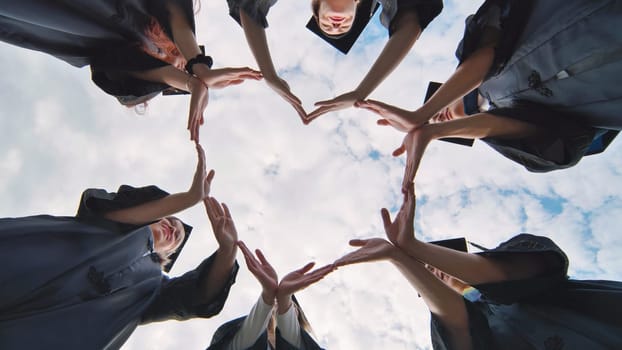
[206,316,324,350]
[430,234,622,350]
[456,0,621,172]
[0,0,196,103]
[0,185,238,350]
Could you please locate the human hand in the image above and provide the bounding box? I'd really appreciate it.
[187,77,209,142]
[334,238,397,267]
[237,241,278,304]
[392,127,432,193]
[381,189,416,247]
[264,75,307,123]
[188,143,215,203]
[276,262,335,301]
[354,99,418,132]
[429,107,452,124]
[306,90,364,123]
[194,64,263,89]
[203,197,238,254]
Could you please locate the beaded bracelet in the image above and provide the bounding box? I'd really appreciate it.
[185,54,213,75]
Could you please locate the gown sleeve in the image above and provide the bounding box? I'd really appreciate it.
[77,185,170,219]
[224,297,273,350]
[455,0,534,78]
[276,328,324,350]
[385,0,443,36]
[140,251,240,323]
[430,233,569,350]
[226,0,277,28]
[429,299,493,350]
[76,185,171,232]
[89,0,197,101]
[206,317,271,350]
[481,104,597,172]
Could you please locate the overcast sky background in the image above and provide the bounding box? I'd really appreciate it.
[1,1,621,349]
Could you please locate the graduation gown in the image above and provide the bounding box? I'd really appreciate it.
[430,234,622,350]
[206,316,324,350]
[0,0,196,103]
[456,0,621,172]
[0,185,238,350]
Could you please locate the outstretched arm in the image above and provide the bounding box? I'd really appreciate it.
[334,238,472,350]
[391,247,473,350]
[393,112,542,192]
[104,143,214,224]
[201,197,239,303]
[307,11,421,121]
[239,10,307,122]
[393,189,556,286]
[409,46,495,127]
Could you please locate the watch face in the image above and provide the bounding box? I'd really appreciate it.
[306,0,380,54]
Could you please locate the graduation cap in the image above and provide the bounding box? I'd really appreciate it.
[430,237,468,252]
[425,81,475,147]
[306,0,380,54]
[431,237,489,252]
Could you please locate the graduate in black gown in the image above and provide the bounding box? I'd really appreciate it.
[355,0,621,189]
[0,0,262,141]
[224,0,443,123]
[206,241,333,350]
[0,144,239,349]
[335,187,622,350]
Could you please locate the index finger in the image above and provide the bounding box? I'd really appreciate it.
[295,262,315,274]
[237,241,257,261]
[306,105,333,122]
[380,208,393,232]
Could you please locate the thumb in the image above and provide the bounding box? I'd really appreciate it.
[349,239,368,247]
[392,144,406,157]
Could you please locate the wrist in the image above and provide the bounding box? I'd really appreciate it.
[262,289,276,305]
[275,294,292,315]
[216,245,237,262]
[185,54,213,75]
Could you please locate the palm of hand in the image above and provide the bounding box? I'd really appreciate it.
[187,82,208,142]
[306,91,362,122]
[383,193,416,247]
[277,263,334,296]
[214,216,238,248]
[197,67,261,89]
[335,238,394,267]
[256,262,278,294]
[264,76,307,122]
[356,100,416,132]
[189,144,214,202]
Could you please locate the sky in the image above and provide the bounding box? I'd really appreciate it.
[1,1,621,349]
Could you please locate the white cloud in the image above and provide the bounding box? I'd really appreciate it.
[1,0,621,349]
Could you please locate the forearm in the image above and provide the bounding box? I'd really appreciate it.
[225,296,273,350]
[276,293,293,315]
[415,47,495,122]
[166,1,202,60]
[128,65,194,91]
[103,191,197,225]
[240,9,278,78]
[398,239,508,286]
[424,112,542,140]
[390,250,472,350]
[201,247,238,302]
[276,300,304,349]
[355,11,421,98]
